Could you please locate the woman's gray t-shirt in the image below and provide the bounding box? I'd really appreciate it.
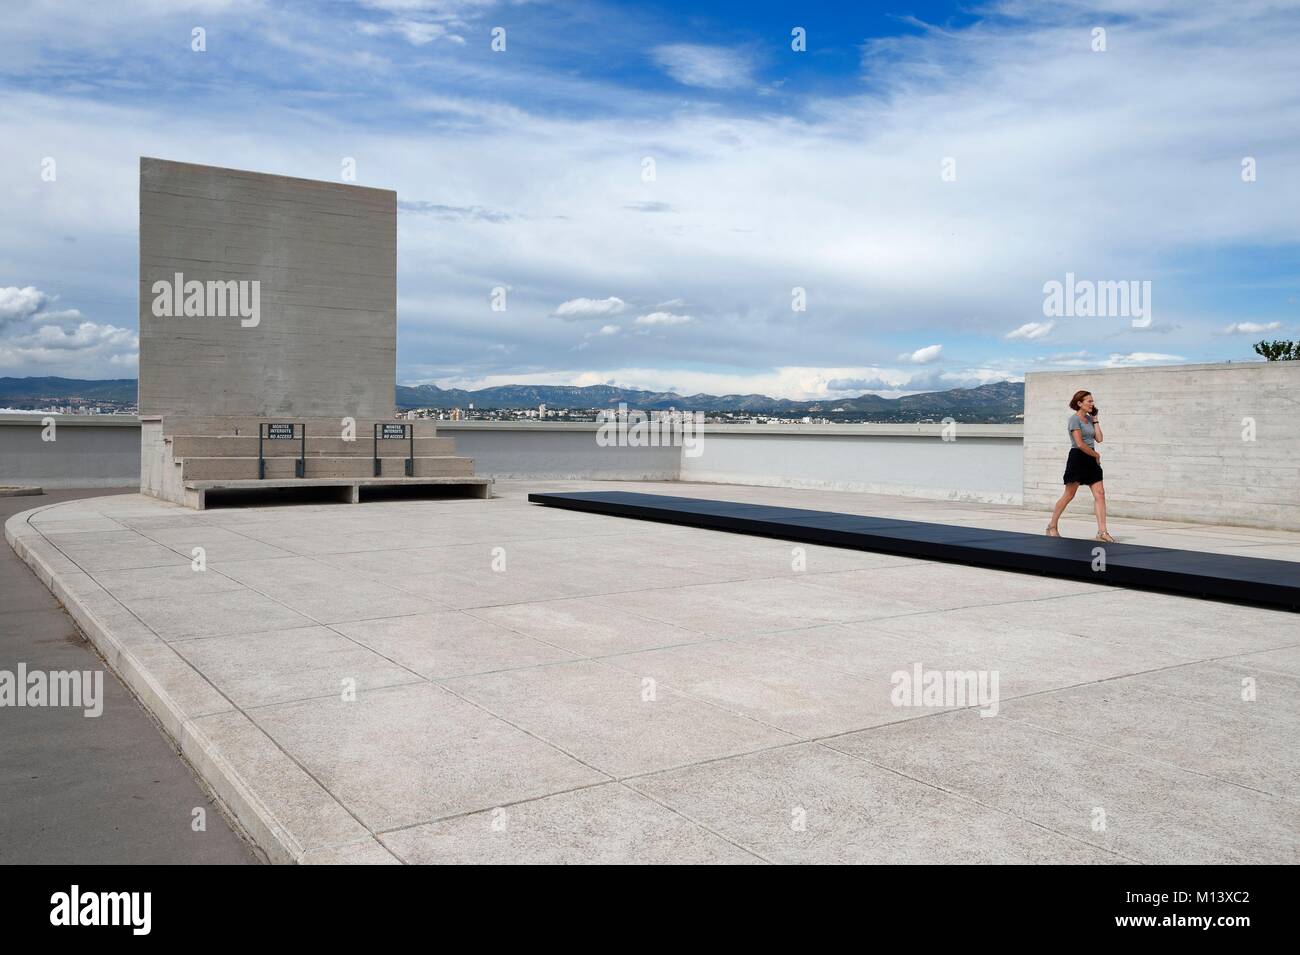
[1068,414,1095,450]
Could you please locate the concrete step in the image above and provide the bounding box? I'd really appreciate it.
[180,456,475,480]
[161,415,438,438]
[171,435,457,458]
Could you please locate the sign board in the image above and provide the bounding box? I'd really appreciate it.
[266,424,296,440]
[380,424,407,439]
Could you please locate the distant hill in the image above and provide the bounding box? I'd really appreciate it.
[396,379,1025,420]
[0,376,1024,421]
[0,376,137,403]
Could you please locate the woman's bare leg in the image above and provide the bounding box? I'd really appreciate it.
[1090,481,1109,536]
[1048,482,1079,533]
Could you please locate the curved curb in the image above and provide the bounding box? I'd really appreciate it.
[4,500,399,865]
[0,486,43,497]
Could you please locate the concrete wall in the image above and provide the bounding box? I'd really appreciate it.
[679,424,1023,504]
[441,421,1024,503]
[0,415,140,488]
[138,158,397,418]
[1024,361,1300,530]
[438,422,683,481]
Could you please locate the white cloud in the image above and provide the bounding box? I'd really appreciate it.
[634,312,693,326]
[1104,352,1186,366]
[0,286,48,323]
[651,44,755,89]
[0,285,137,375]
[902,344,943,364]
[1005,321,1055,340]
[554,297,628,319]
[1223,321,1282,334]
[1,1,1296,390]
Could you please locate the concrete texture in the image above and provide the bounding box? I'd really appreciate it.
[0,415,139,489]
[1024,361,1300,530]
[138,158,396,419]
[679,427,1023,504]
[6,480,1298,864]
[0,488,257,864]
[444,421,1024,504]
[142,414,487,508]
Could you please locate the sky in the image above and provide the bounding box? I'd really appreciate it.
[0,0,1297,399]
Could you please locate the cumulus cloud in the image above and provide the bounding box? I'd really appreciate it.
[555,297,628,319]
[0,286,48,324]
[901,344,943,364]
[1005,321,1055,340]
[651,44,755,89]
[0,285,137,375]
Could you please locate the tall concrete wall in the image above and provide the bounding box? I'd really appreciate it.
[138,158,396,418]
[1024,361,1300,530]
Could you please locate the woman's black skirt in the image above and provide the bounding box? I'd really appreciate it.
[1063,448,1103,486]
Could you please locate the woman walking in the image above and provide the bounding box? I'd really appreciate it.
[1046,389,1114,542]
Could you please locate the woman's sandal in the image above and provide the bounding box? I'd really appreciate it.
[1045,525,1060,537]
[1095,531,1116,543]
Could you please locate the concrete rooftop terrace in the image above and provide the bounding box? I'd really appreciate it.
[7,480,1299,864]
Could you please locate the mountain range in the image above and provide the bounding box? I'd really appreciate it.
[0,376,1025,421]
[394,380,1024,420]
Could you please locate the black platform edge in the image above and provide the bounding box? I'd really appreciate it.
[529,491,1300,611]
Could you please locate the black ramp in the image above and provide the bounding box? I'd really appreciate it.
[528,490,1300,610]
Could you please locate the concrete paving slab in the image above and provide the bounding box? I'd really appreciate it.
[212,555,447,622]
[91,563,248,601]
[382,782,762,864]
[865,603,1195,682]
[333,610,578,679]
[185,709,370,862]
[826,711,1300,864]
[140,525,297,562]
[603,640,922,737]
[605,578,847,638]
[175,625,425,708]
[249,682,606,831]
[467,596,711,656]
[300,838,403,864]
[1001,675,1300,800]
[127,589,318,641]
[52,538,191,573]
[1230,645,1300,677]
[445,659,796,777]
[630,742,1118,864]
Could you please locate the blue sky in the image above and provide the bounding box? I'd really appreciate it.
[1,0,1297,398]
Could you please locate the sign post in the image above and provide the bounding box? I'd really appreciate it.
[259,423,306,478]
[373,423,414,477]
